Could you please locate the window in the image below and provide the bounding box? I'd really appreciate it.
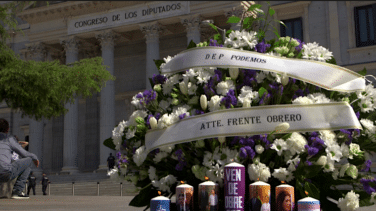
[280,17,303,41]
[355,3,376,47]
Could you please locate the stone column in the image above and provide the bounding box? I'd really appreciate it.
[26,42,46,177]
[224,6,245,31]
[181,15,201,45]
[95,29,116,171]
[59,36,80,174]
[140,22,162,90]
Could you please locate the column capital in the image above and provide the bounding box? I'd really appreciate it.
[94,29,119,50]
[59,36,80,54]
[25,42,46,61]
[139,21,162,43]
[180,14,202,33]
[224,5,247,19]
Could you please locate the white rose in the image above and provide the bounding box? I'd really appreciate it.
[316,155,327,166]
[179,81,188,95]
[218,137,226,144]
[208,95,223,112]
[149,117,158,129]
[255,145,264,154]
[229,68,239,79]
[338,190,359,211]
[200,95,208,110]
[274,122,290,132]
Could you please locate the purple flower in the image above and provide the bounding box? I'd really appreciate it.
[213,70,222,83]
[231,136,240,146]
[142,90,157,105]
[175,149,183,158]
[361,160,372,172]
[239,146,255,159]
[239,137,255,148]
[260,134,271,149]
[221,89,237,109]
[136,93,143,99]
[209,39,223,47]
[255,39,270,53]
[356,111,360,119]
[305,145,319,156]
[175,161,187,171]
[241,69,257,87]
[305,160,313,166]
[360,178,376,194]
[204,78,217,97]
[152,74,167,85]
[116,151,122,159]
[195,110,205,115]
[179,113,187,120]
[295,39,305,53]
[259,93,271,106]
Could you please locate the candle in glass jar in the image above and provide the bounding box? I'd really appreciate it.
[176,183,194,211]
[298,197,320,211]
[199,179,219,211]
[151,195,170,211]
[249,181,271,211]
[224,162,245,211]
[276,183,295,211]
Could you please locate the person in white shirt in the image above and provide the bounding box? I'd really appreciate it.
[209,189,218,211]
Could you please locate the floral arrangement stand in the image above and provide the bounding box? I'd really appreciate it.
[105,2,376,211]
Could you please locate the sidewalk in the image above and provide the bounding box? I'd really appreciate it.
[0,195,375,211]
[0,195,145,211]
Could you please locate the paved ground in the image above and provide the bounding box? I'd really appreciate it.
[0,195,145,211]
[0,195,375,211]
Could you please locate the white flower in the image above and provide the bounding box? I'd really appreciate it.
[133,146,148,166]
[183,68,198,83]
[208,95,224,112]
[107,166,122,182]
[255,71,267,83]
[339,163,350,177]
[338,190,359,211]
[286,156,300,172]
[128,110,148,127]
[162,74,181,95]
[243,99,251,107]
[346,165,358,179]
[281,73,289,86]
[179,81,188,95]
[187,82,198,95]
[272,167,294,182]
[153,151,169,163]
[224,30,258,50]
[131,92,144,109]
[274,123,290,132]
[319,130,337,146]
[157,114,174,129]
[125,128,136,139]
[148,166,158,181]
[323,158,335,173]
[286,132,308,155]
[159,144,175,153]
[112,120,127,150]
[341,143,350,159]
[292,96,314,105]
[157,175,177,193]
[160,55,174,70]
[370,192,376,204]
[216,80,235,96]
[200,95,208,110]
[332,168,339,180]
[271,138,288,156]
[248,162,271,182]
[326,143,343,162]
[218,137,226,144]
[316,155,327,166]
[270,72,282,83]
[196,67,215,84]
[238,86,259,105]
[255,145,264,154]
[302,42,333,62]
[229,68,239,79]
[149,117,158,129]
[349,143,362,159]
[360,119,376,133]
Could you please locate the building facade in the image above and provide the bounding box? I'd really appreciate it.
[0,1,375,176]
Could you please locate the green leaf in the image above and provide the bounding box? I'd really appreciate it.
[305,182,320,200]
[268,8,275,16]
[247,4,262,12]
[258,87,268,98]
[227,16,241,23]
[358,67,367,76]
[208,23,218,32]
[326,56,337,65]
[187,40,197,49]
[103,137,116,150]
[154,59,164,70]
[129,183,156,207]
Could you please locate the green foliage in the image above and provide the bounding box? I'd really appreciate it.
[0,1,115,120]
[153,59,164,71]
[103,137,116,150]
[186,40,197,49]
[226,16,241,23]
[358,67,367,76]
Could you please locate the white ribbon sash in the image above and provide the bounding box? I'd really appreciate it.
[145,102,362,152]
[161,47,365,92]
